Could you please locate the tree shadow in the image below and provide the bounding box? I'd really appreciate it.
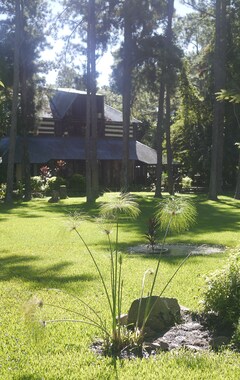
[0,252,96,290]
[0,197,100,219]
[116,194,240,245]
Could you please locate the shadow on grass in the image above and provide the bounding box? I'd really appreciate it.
[1,193,239,246]
[117,194,240,244]
[0,252,96,289]
[0,197,100,219]
[123,250,225,265]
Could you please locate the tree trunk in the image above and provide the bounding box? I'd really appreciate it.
[86,0,98,203]
[5,0,21,203]
[121,1,132,192]
[209,0,227,200]
[165,0,174,195]
[234,151,240,199]
[165,88,174,194]
[21,48,32,201]
[155,76,165,198]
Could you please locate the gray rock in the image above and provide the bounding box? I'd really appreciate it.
[144,341,169,352]
[127,296,181,336]
[117,313,128,326]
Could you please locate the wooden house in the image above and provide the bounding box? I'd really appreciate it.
[0,88,160,188]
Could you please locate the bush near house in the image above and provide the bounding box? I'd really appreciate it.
[45,176,66,195]
[68,173,86,195]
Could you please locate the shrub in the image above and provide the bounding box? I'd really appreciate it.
[232,319,240,349]
[0,183,6,199]
[13,181,25,199]
[202,248,240,330]
[181,176,193,190]
[30,176,45,194]
[45,176,66,195]
[68,174,86,195]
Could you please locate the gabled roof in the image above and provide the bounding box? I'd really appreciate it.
[0,136,159,165]
[50,89,79,119]
[43,88,140,123]
[104,104,140,124]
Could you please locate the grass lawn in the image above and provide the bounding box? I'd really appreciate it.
[0,192,240,379]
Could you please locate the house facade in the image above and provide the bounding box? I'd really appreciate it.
[0,88,159,188]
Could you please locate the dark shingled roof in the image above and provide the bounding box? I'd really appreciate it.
[49,88,140,123]
[0,136,159,165]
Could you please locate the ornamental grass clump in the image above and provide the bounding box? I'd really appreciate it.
[97,192,141,353]
[25,194,197,357]
[139,196,197,333]
[52,192,140,355]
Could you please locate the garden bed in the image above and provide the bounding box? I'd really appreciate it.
[128,243,226,256]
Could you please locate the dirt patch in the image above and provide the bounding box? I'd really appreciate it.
[128,243,226,257]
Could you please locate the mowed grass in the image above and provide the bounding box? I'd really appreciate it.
[0,192,239,379]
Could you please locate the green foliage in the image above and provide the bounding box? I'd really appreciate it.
[232,318,240,349]
[13,180,25,199]
[202,248,240,330]
[30,176,45,194]
[140,196,197,332]
[68,174,86,195]
[181,176,193,190]
[0,182,6,199]
[0,194,240,377]
[40,192,141,356]
[45,176,66,194]
[37,193,197,355]
[216,89,240,104]
[144,217,159,251]
[155,196,197,233]
[97,192,141,354]
[99,192,140,220]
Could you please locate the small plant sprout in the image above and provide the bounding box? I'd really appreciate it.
[144,217,159,252]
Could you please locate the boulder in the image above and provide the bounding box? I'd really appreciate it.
[127,296,181,336]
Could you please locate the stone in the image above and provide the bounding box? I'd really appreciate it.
[144,341,169,352]
[117,313,128,326]
[127,296,181,336]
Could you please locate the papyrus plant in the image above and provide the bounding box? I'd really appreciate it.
[97,192,140,351]
[139,196,197,332]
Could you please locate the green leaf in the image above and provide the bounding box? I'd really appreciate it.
[99,192,140,220]
[155,196,197,233]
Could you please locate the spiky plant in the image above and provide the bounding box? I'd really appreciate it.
[26,193,140,356]
[155,196,197,233]
[144,217,159,252]
[98,192,140,352]
[141,196,197,332]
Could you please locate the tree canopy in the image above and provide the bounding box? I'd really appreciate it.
[1,0,240,200]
